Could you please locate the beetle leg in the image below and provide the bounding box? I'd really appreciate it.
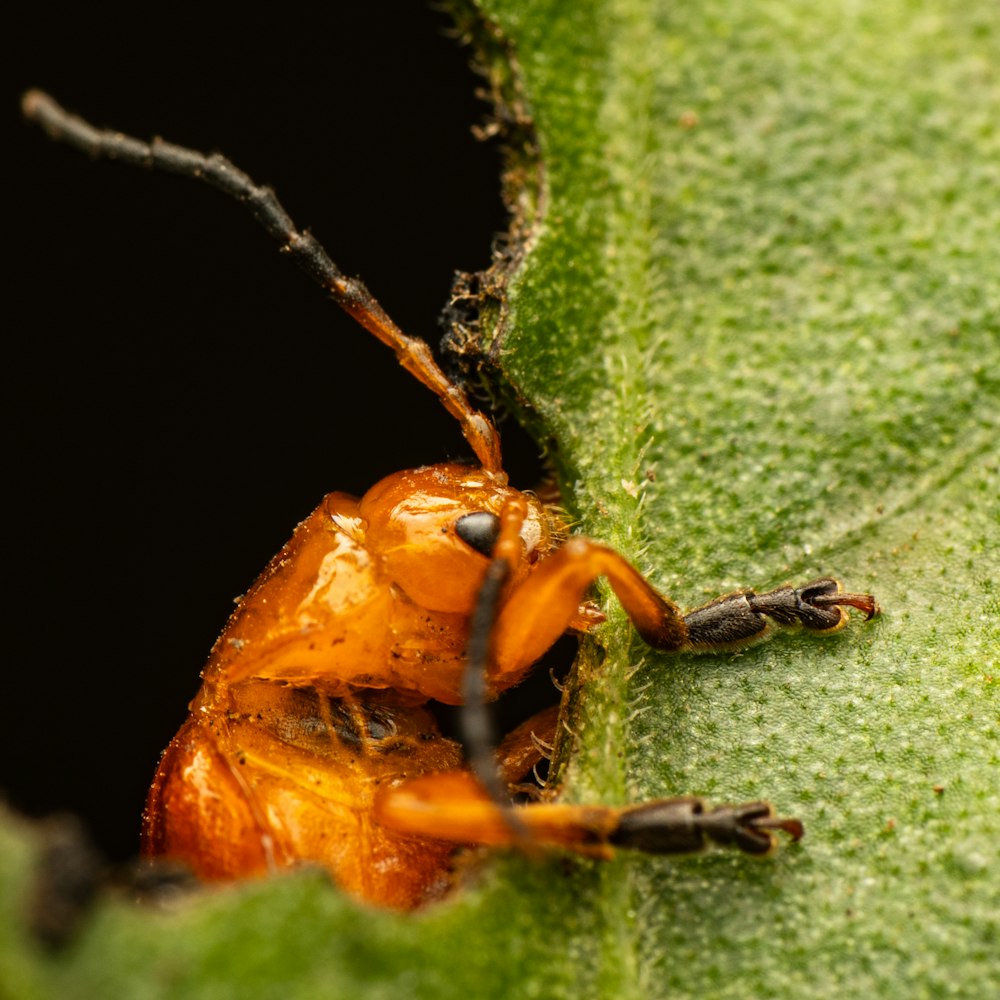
[496,704,560,787]
[21,90,503,474]
[610,797,803,855]
[374,771,802,858]
[488,539,879,686]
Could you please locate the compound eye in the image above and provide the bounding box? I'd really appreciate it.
[455,511,501,557]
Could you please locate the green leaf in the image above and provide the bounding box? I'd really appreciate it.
[3,1,997,997]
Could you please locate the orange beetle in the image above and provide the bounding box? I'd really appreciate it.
[24,91,879,910]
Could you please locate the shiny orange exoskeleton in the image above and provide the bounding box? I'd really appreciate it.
[25,92,879,909]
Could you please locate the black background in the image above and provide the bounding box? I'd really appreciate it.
[6,5,541,861]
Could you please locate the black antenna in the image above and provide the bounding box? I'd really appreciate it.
[21,90,503,472]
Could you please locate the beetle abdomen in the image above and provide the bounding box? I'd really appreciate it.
[142,686,464,908]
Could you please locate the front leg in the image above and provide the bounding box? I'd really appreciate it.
[489,537,878,689]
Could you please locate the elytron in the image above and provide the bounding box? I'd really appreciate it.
[24,90,878,909]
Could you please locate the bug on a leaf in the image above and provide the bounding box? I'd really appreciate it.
[24,90,878,910]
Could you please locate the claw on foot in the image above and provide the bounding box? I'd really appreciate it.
[747,811,805,844]
[807,580,880,622]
